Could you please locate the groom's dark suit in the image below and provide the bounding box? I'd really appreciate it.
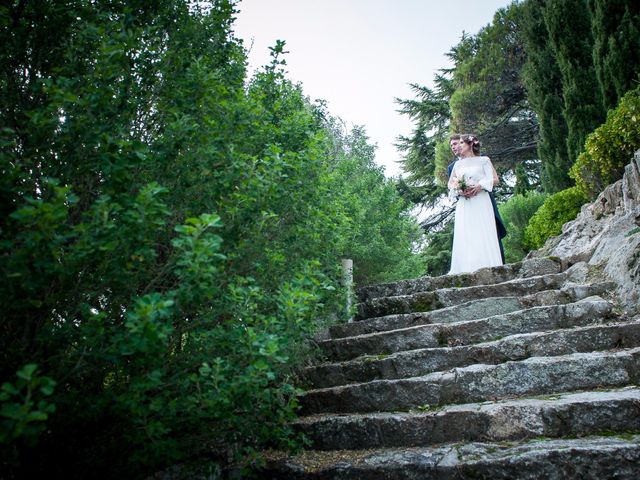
[448,159,507,264]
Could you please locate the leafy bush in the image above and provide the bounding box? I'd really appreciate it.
[570,86,640,197]
[0,1,424,477]
[498,191,547,262]
[524,186,589,249]
[0,364,56,446]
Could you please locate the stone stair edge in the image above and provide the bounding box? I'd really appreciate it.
[295,386,640,423]
[310,313,634,374]
[261,434,640,479]
[294,387,640,450]
[317,296,616,365]
[355,256,566,302]
[323,296,612,347]
[350,278,616,328]
[305,322,640,391]
[303,346,640,396]
[299,346,640,415]
[357,269,569,305]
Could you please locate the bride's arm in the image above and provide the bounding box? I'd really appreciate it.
[478,157,495,192]
[491,162,499,186]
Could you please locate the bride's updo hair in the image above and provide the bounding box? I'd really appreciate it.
[460,134,481,155]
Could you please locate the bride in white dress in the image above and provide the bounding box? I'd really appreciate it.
[448,134,503,274]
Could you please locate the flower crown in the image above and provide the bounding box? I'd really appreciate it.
[461,134,480,145]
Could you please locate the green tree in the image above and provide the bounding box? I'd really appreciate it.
[521,0,572,193]
[327,125,425,286]
[570,85,640,197]
[543,0,606,162]
[421,221,454,277]
[589,0,640,110]
[395,77,453,207]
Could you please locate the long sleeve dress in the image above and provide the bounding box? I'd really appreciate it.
[448,156,503,274]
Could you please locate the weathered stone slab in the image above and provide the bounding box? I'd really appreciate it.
[296,388,640,450]
[318,298,613,364]
[263,435,640,479]
[331,296,524,339]
[300,347,640,414]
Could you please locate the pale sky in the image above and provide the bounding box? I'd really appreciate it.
[232,0,513,177]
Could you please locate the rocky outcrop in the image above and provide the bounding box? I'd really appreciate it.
[529,151,640,313]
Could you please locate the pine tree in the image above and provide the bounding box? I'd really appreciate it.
[521,0,572,193]
[543,0,606,162]
[589,0,640,110]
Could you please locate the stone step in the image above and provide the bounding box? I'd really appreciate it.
[316,297,613,365]
[295,388,640,450]
[356,257,564,302]
[331,281,613,339]
[355,270,605,320]
[307,311,635,389]
[300,347,640,415]
[263,434,640,479]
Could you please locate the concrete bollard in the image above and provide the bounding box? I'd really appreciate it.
[341,258,354,322]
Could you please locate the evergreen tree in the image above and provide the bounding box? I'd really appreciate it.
[589,0,640,110]
[395,77,453,207]
[543,0,606,162]
[521,0,573,193]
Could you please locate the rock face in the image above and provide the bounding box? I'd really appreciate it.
[529,151,640,313]
[262,155,640,479]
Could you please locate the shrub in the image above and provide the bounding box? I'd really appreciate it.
[570,86,640,198]
[524,186,589,249]
[498,191,547,263]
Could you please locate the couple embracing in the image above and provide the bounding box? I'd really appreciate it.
[447,134,506,275]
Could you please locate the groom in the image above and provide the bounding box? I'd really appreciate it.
[448,134,507,264]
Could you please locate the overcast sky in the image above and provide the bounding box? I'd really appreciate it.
[232,0,512,177]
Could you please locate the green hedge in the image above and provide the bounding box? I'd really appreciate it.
[524,186,589,249]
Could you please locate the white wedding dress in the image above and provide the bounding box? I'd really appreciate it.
[448,156,503,274]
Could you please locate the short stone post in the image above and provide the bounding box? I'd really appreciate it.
[341,258,354,322]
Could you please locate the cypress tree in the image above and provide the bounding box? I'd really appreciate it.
[543,0,606,163]
[521,0,572,193]
[589,0,640,110]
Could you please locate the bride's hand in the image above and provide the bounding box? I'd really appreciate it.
[462,185,483,198]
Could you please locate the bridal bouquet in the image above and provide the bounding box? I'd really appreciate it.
[451,174,474,199]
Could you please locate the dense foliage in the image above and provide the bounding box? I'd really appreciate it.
[524,186,590,249]
[520,0,572,193]
[498,191,547,262]
[0,1,424,477]
[570,86,640,197]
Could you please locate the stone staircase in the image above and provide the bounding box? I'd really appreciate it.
[262,257,640,479]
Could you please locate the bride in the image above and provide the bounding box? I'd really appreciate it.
[448,134,503,274]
